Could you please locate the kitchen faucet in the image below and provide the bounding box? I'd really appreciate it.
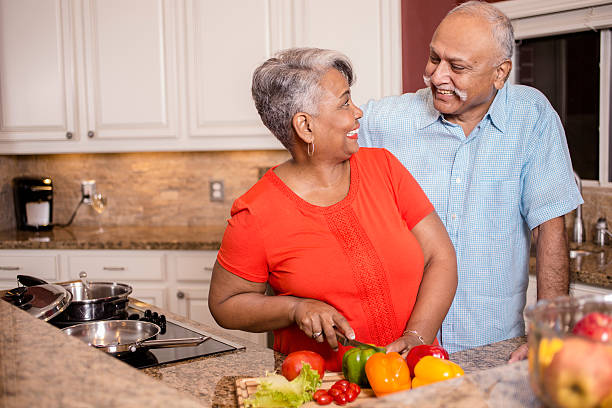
[572,171,585,244]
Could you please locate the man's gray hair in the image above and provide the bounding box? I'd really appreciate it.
[251,47,355,150]
[447,1,514,62]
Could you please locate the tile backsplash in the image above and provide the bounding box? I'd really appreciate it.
[0,151,289,230]
[1,152,611,237]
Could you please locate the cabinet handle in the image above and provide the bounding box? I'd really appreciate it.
[102,266,125,271]
[88,130,95,138]
[176,291,185,299]
[0,266,20,271]
[66,132,73,139]
[204,266,213,271]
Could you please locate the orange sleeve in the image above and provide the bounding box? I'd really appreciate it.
[216,207,269,283]
[383,149,434,229]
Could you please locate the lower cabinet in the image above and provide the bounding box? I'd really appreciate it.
[0,249,269,348]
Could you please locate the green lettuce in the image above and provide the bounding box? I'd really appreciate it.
[245,363,322,408]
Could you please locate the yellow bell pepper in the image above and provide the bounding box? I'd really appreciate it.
[411,356,464,388]
[364,352,412,397]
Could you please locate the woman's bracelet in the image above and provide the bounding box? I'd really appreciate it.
[403,329,425,345]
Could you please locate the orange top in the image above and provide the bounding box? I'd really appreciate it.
[217,148,434,371]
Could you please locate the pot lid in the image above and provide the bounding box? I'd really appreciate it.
[1,283,72,321]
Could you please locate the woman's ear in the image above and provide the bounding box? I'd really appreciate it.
[292,112,314,144]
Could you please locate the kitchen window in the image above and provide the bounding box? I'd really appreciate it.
[497,0,612,186]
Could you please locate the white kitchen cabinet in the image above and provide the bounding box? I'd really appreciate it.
[1,0,401,154]
[0,250,60,289]
[167,251,269,347]
[0,0,78,144]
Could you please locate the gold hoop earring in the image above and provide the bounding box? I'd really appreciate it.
[307,140,315,157]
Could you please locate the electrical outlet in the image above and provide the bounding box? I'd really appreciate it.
[210,180,224,202]
[81,180,96,204]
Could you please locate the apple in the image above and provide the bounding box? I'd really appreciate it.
[543,337,612,408]
[572,312,612,342]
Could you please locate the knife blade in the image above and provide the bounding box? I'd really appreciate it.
[334,328,385,352]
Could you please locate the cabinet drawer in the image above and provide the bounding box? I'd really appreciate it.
[173,252,217,282]
[0,254,59,281]
[67,254,165,281]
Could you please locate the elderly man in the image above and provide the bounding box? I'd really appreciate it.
[358,1,582,359]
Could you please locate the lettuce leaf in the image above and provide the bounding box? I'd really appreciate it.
[245,363,322,408]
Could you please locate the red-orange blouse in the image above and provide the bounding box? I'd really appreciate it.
[217,148,434,371]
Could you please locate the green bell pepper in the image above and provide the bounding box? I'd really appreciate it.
[342,345,386,388]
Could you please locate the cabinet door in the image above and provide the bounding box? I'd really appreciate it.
[0,0,77,146]
[183,0,280,149]
[291,0,402,107]
[570,282,612,297]
[174,287,268,347]
[0,251,60,289]
[79,0,179,140]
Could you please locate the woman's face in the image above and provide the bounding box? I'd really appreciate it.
[310,68,363,160]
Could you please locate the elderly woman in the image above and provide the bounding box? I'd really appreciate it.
[208,47,457,372]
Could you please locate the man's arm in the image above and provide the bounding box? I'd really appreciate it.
[509,215,569,362]
[534,216,570,300]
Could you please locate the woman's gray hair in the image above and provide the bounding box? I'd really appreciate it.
[447,1,514,63]
[251,47,355,150]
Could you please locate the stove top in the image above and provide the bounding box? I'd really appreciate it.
[51,305,244,369]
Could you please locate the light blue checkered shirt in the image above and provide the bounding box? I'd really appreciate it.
[358,82,583,353]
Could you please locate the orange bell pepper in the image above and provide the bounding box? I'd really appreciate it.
[411,356,464,388]
[364,352,411,397]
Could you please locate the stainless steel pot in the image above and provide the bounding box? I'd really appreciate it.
[58,281,132,322]
[16,275,132,322]
[61,320,208,356]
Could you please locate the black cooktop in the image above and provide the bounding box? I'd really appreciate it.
[52,305,244,369]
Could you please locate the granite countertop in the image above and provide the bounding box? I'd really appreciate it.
[1,295,540,408]
[0,225,226,250]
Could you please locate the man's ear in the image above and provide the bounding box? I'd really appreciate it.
[292,112,314,144]
[494,59,512,89]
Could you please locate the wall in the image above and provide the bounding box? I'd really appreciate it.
[0,151,289,230]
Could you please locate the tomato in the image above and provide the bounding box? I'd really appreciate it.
[333,393,348,405]
[281,350,325,381]
[345,389,358,402]
[313,390,329,400]
[328,388,342,398]
[348,383,361,395]
[332,380,349,392]
[315,393,332,405]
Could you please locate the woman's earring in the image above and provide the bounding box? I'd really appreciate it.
[307,140,315,157]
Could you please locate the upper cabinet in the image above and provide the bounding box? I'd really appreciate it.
[0,0,401,154]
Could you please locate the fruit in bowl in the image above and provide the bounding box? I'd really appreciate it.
[525,294,612,408]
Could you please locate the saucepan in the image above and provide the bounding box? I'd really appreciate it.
[61,320,209,356]
[17,274,132,322]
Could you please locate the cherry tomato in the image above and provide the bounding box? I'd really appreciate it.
[281,350,325,381]
[313,390,329,400]
[332,380,350,392]
[328,388,342,398]
[345,389,358,402]
[348,382,361,395]
[315,393,332,405]
[333,393,348,405]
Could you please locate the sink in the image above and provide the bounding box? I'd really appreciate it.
[569,249,593,259]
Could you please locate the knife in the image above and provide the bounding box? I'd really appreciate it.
[334,328,386,353]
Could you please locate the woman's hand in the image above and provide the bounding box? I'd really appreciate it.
[293,298,353,351]
[385,333,426,358]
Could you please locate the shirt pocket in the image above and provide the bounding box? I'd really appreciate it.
[473,179,521,234]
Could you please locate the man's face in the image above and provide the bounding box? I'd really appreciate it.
[424,13,508,120]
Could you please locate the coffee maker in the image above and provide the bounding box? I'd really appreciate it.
[12,176,54,231]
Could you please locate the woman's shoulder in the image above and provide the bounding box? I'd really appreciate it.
[230,172,279,216]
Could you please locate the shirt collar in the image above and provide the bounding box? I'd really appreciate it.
[416,82,509,134]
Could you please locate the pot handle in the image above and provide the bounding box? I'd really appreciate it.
[134,336,209,351]
[17,275,49,287]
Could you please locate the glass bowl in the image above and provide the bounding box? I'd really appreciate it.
[524,294,612,408]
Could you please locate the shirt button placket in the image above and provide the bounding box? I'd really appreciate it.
[447,139,468,242]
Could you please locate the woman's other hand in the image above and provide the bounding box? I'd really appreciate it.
[293,298,353,351]
[385,333,427,358]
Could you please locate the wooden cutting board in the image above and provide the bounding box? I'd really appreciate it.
[236,371,376,407]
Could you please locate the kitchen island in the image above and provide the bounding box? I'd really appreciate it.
[1,295,539,408]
